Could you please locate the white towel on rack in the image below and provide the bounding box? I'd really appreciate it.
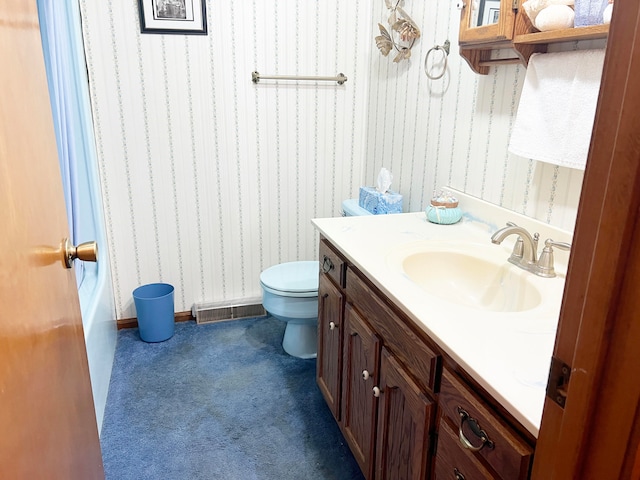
[508,49,606,170]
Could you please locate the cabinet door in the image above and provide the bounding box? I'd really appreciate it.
[316,274,344,421]
[459,0,517,45]
[375,347,434,480]
[341,303,380,479]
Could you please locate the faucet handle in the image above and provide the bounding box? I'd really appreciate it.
[537,239,572,278]
[545,239,571,251]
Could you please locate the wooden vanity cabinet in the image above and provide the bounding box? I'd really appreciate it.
[316,240,346,421]
[341,299,435,479]
[316,238,535,479]
[342,266,439,479]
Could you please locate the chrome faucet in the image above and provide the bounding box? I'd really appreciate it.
[491,222,538,264]
[491,222,571,278]
[491,223,538,268]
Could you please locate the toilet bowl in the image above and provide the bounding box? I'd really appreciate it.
[260,260,320,359]
[260,199,370,359]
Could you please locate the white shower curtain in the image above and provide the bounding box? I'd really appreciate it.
[38,0,99,285]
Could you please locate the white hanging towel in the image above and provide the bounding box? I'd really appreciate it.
[508,49,606,170]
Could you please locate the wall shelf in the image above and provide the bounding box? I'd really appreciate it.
[459,0,609,75]
[514,24,609,45]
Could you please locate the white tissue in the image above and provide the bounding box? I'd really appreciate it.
[376,167,393,193]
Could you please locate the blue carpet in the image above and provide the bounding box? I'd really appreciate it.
[100,317,363,480]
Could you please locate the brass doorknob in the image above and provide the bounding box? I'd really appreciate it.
[62,238,98,268]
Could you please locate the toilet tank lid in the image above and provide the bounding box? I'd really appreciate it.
[260,261,319,293]
[342,198,372,216]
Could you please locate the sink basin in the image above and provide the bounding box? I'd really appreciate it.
[395,243,542,313]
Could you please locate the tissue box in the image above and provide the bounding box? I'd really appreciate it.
[574,0,608,26]
[359,187,403,215]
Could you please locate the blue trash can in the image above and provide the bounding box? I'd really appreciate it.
[132,283,175,342]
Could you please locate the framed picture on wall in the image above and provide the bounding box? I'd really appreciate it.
[138,0,207,35]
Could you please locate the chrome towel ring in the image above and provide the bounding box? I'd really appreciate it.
[424,40,450,80]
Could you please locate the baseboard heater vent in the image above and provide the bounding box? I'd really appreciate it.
[192,298,266,325]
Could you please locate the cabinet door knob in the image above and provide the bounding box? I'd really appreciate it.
[372,386,381,397]
[362,370,370,381]
[456,406,495,452]
[329,321,336,331]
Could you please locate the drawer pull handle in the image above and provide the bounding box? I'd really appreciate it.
[457,406,495,452]
[454,468,466,480]
[362,370,370,381]
[329,321,336,331]
[322,255,334,274]
[372,386,381,397]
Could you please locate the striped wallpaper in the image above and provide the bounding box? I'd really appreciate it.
[365,0,588,230]
[79,1,594,319]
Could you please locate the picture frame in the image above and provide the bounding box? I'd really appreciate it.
[477,0,501,27]
[138,0,207,35]
[489,7,501,24]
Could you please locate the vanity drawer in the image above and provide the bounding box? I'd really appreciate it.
[319,239,346,288]
[439,369,533,480]
[346,267,441,394]
[434,418,495,479]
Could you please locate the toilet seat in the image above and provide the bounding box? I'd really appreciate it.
[259,261,319,298]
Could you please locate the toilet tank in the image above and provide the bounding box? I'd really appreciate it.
[342,199,372,217]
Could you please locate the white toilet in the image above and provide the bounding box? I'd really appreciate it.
[260,199,371,359]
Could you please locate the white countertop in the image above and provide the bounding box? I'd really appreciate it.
[312,190,572,437]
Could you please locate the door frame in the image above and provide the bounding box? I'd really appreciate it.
[532,1,640,478]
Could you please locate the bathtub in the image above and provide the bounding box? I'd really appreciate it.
[73,130,117,435]
[78,252,116,436]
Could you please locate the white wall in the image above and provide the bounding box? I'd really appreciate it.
[365,0,585,229]
[80,0,371,318]
[80,0,588,319]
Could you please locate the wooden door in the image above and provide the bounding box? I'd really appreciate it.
[317,274,344,420]
[342,303,381,479]
[375,347,434,480]
[531,0,640,478]
[0,1,104,478]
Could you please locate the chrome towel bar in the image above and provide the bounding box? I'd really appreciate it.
[251,71,347,85]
